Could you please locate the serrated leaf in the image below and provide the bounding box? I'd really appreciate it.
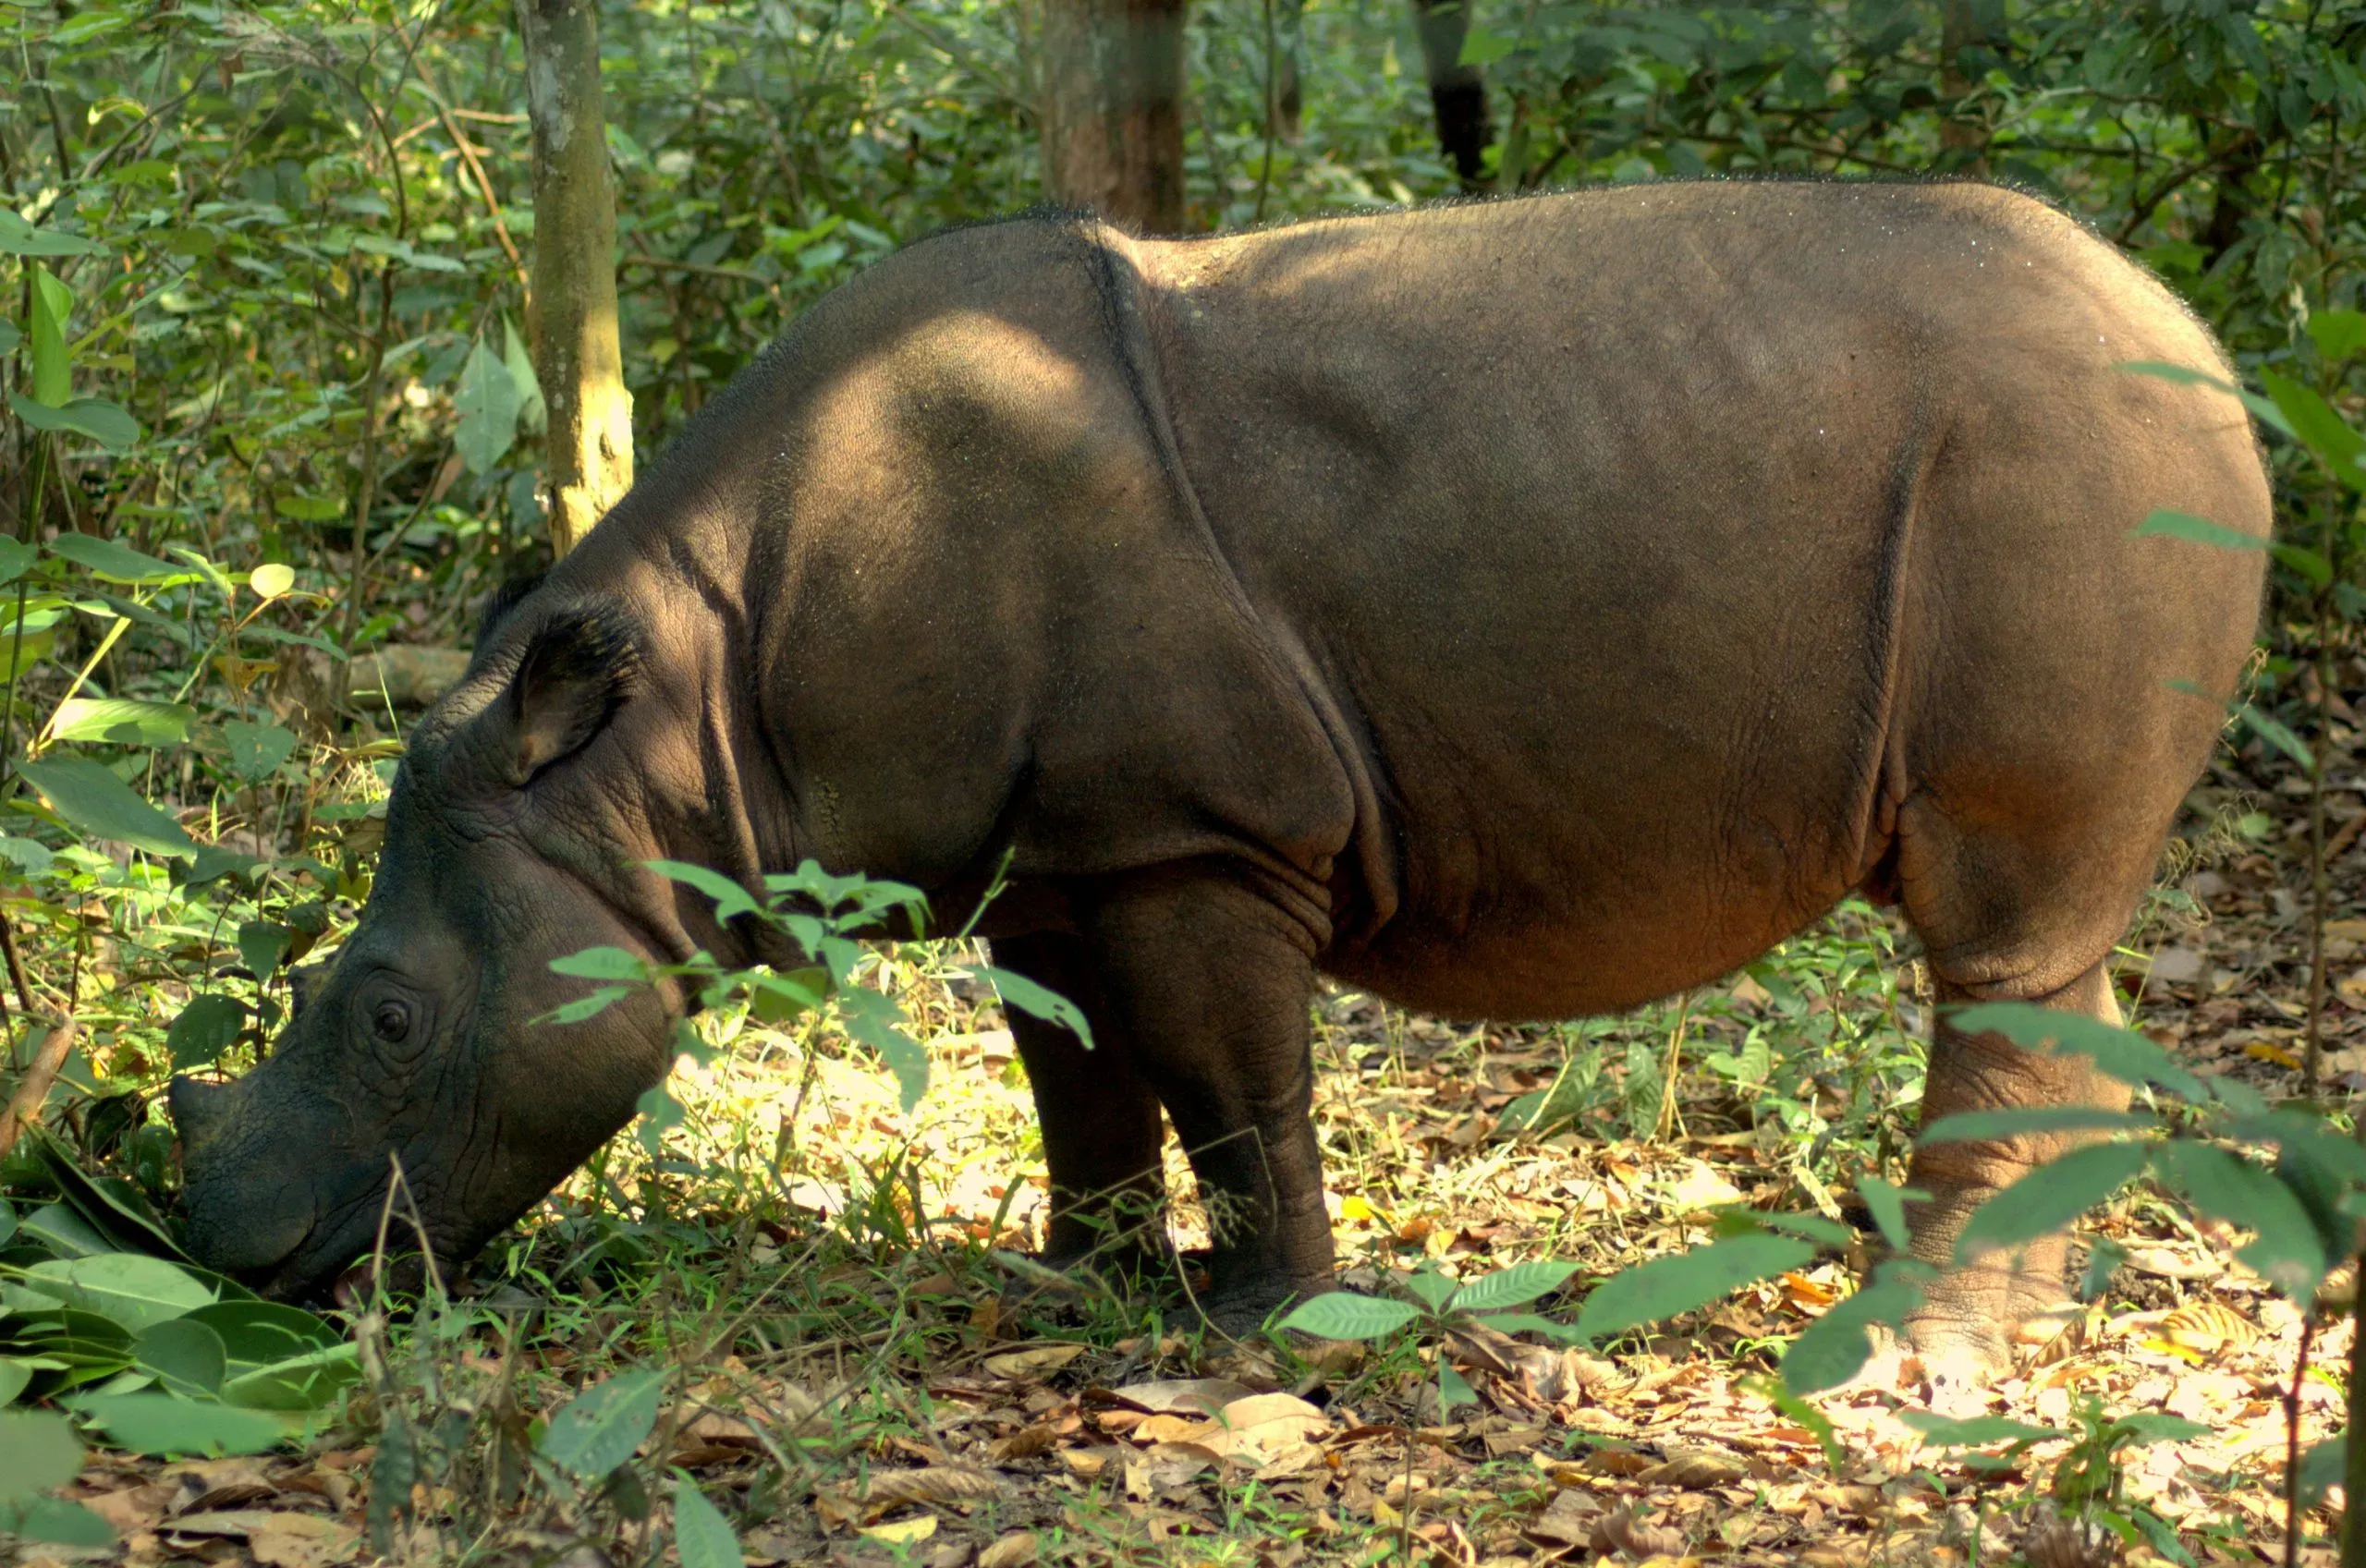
[839,989,928,1112]
[75,1392,284,1456]
[237,920,289,981]
[1450,1259,1579,1312]
[1956,1142,2147,1258]
[17,757,195,858]
[23,1256,214,1333]
[969,965,1093,1049]
[670,1472,743,1568]
[539,1369,665,1479]
[221,720,298,784]
[1276,1292,1421,1341]
[1575,1234,1814,1344]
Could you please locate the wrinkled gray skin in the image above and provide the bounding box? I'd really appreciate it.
[175,182,2267,1368]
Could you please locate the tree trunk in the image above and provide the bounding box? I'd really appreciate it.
[1938,0,1994,178]
[1039,0,1189,234]
[518,0,633,557]
[1269,0,1305,143]
[1411,0,1493,188]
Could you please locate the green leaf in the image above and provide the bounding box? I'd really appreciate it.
[134,1318,227,1396]
[1469,1312,1582,1342]
[19,1201,112,1259]
[0,1360,30,1408]
[2299,1436,2346,1509]
[216,1343,360,1412]
[1278,1292,1421,1341]
[539,1369,665,1480]
[178,1301,341,1369]
[1915,1108,2154,1147]
[542,985,634,1025]
[1780,1275,1921,1395]
[48,699,192,748]
[0,1496,115,1546]
[29,266,69,407]
[0,1409,84,1501]
[23,1256,215,1334]
[236,920,289,982]
[0,321,14,354]
[1436,1362,1479,1413]
[2108,1412,2212,1445]
[2273,543,2335,587]
[550,946,647,980]
[165,997,243,1074]
[504,317,546,437]
[1402,1269,1457,1312]
[1745,1210,1855,1247]
[1956,1142,2147,1258]
[1457,24,1516,67]
[2150,1142,2325,1296]
[2116,360,2296,436]
[2129,508,2265,551]
[670,1472,744,1568]
[1898,1410,2068,1448]
[1574,1234,1814,1344]
[838,988,928,1112]
[647,859,761,923]
[453,334,520,475]
[1853,1178,1918,1252]
[1450,1259,1579,1312]
[43,535,198,587]
[2307,309,2366,362]
[2238,703,2314,770]
[10,395,140,452]
[1947,1003,2206,1101]
[0,212,109,258]
[75,1392,284,1457]
[221,720,298,783]
[2260,368,2366,490]
[970,966,1094,1050]
[0,538,35,588]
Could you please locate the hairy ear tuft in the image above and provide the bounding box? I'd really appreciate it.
[505,602,640,784]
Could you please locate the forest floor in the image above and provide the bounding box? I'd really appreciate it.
[14,713,2366,1568]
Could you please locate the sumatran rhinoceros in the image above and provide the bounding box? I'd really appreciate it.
[171,180,2268,1369]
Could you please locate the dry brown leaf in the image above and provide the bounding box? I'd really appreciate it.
[977,1531,1040,1568]
[2023,1518,2120,1568]
[1636,1448,1747,1489]
[1589,1506,1687,1560]
[1107,1376,1257,1415]
[859,1515,938,1547]
[989,1424,1058,1462]
[1581,1447,1656,1478]
[163,1511,360,1568]
[1056,1448,1107,1477]
[982,1343,1085,1380]
[1132,1413,1216,1444]
[2159,1300,2259,1355]
[82,1484,173,1533]
[861,1465,1004,1511]
[1526,1486,1604,1548]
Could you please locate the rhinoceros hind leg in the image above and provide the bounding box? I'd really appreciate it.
[1899,961,2129,1374]
[1076,861,1336,1334]
[991,931,1169,1282]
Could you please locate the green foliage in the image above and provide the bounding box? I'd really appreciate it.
[538,1368,666,1481]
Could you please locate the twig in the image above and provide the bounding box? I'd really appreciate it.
[2286,1311,2317,1568]
[0,1015,79,1162]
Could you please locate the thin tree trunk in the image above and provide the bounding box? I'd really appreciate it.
[1411,0,1492,188]
[518,0,633,557]
[1939,0,1994,178]
[1039,0,1189,234]
[1270,0,1304,143]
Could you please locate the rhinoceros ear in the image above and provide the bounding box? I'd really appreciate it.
[502,602,640,784]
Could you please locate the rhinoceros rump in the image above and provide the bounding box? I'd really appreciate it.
[173,182,2267,1368]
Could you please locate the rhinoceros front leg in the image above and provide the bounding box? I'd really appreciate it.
[1901,961,2130,1375]
[988,931,1168,1279]
[1077,862,1335,1332]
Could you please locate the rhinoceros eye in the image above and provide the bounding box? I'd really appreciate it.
[371,1000,411,1043]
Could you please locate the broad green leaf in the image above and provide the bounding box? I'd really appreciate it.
[134,1318,227,1396]
[2307,309,2366,362]
[179,1301,341,1368]
[542,985,634,1025]
[29,266,69,407]
[1956,1142,2146,1258]
[504,317,546,436]
[0,212,109,258]
[1574,1234,1813,1344]
[2238,703,2314,770]
[44,534,197,587]
[1450,1259,1579,1312]
[670,1472,744,1568]
[1402,1269,1457,1312]
[75,1392,284,1456]
[10,395,140,452]
[249,563,296,599]
[647,859,761,923]
[746,966,829,1024]
[0,321,14,353]
[453,334,520,475]
[1854,1176,1923,1252]
[1277,1292,1421,1342]
[49,699,192,748]
[0,1496,115,1546]
[2273,542,2335,586]
[1779,1274,1921,1394]
[1469,1312,1583,1342]
[2150,1141,2325,1295]
[970,965,1094,1050]
[237,920,290,981]
[840,989,929,1112]
[0,1409,84,1501]
[166,994,245,1071]
[1436,1363,1479,1413]
[1947,1003,2206,1101]
[221,720,298,783]
[0,835,52,877]
[1900,1411,2069,1448]
[1915,1108,2153,1147]
[2116,360,2295,436]
[0,538,36,587]
[539,1368,665,1479]
[2109,1412,2212,1445]
[550,946,646,980]
[2260,368,2366,490]
[1457,24,1516,66]
[0,1360,30,1407]
[2130,508,2265,551]
[2299,1436,2346,1508]
[1745,1210,1855,1247]
[0,1197,12,1247]
[23,1256,215,1333]
[216,1343,360,1412]
[20,1201,113,1258]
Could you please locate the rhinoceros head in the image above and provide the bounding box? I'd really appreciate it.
[171,600,688,1300]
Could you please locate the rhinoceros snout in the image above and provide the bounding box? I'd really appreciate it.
[171,1076,322,1279]
[167,1075,235,1157]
